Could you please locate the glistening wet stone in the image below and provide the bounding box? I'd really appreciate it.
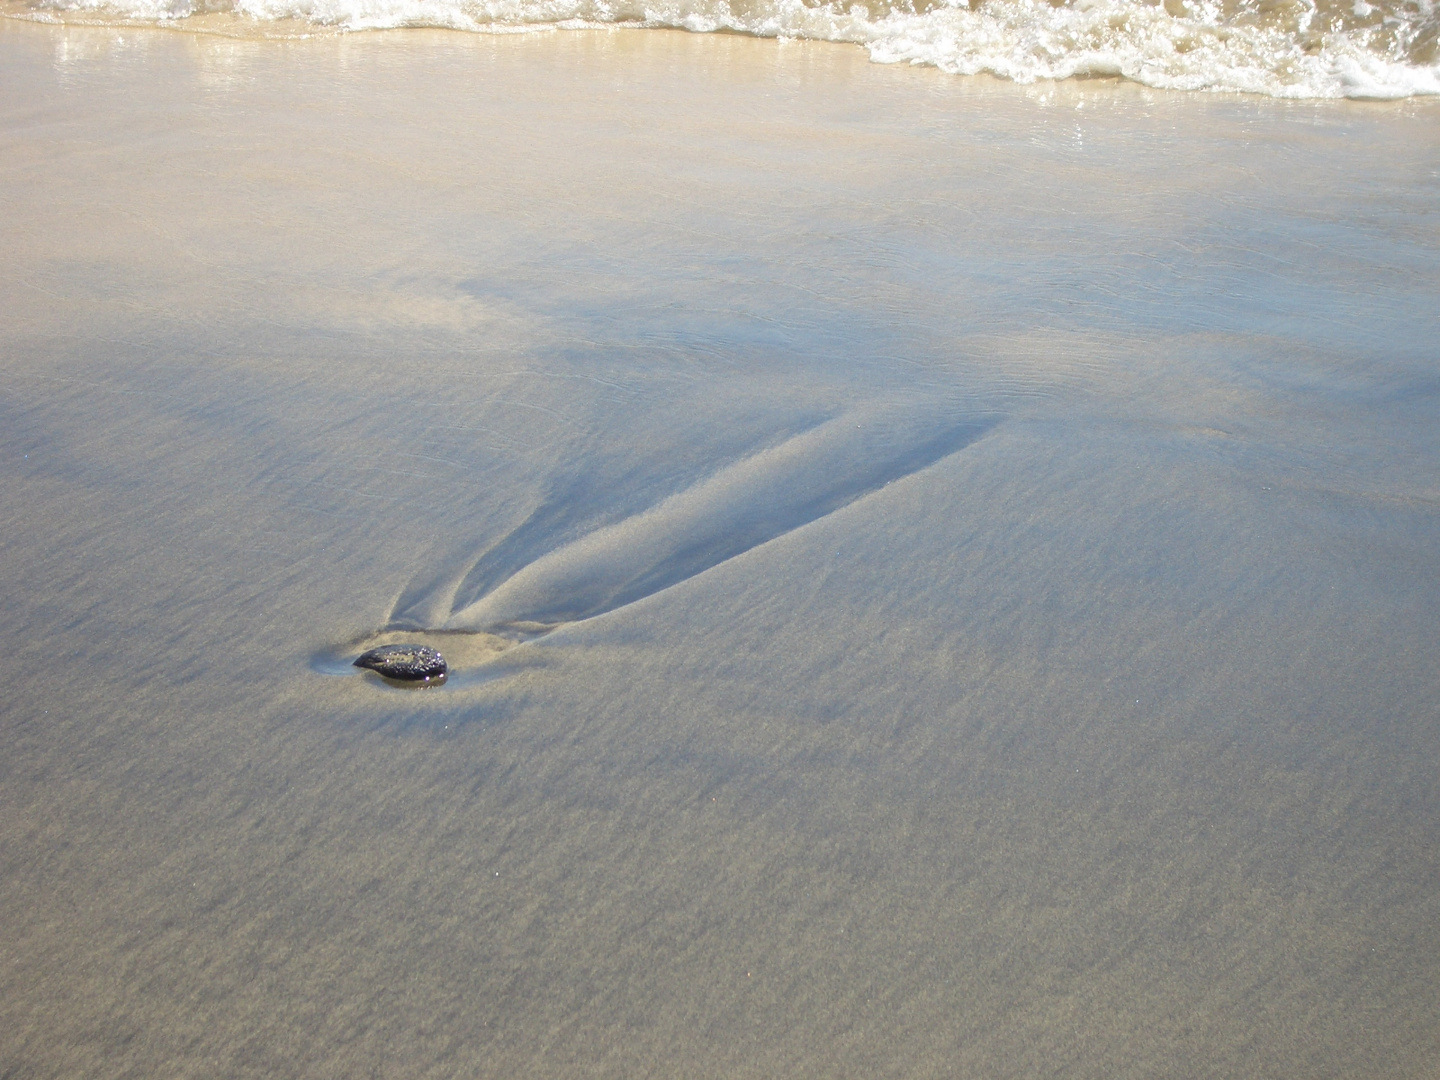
[354,643,447,683]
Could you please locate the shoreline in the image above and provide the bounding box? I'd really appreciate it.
[7,0,1440,101]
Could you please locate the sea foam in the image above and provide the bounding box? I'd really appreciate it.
[15,0,1438,97]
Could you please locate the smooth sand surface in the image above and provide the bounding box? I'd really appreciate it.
[2,19,1439,1078]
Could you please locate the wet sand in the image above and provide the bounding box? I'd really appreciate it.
[1,18,1439,1078]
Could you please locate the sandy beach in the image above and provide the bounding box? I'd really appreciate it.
[2,17,1439,1077]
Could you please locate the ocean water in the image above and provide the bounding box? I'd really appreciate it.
[2,15,1440,1080]
[6,0,1440,97]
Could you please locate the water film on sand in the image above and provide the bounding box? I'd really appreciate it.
[2,18,1439,1079]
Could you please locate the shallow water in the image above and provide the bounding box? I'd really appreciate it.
[1,19,1439,1079]
[8,0,1440,99]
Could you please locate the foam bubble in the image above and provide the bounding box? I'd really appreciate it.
[15,0,1440,97]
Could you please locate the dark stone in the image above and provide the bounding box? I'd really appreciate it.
[354,643,447,682]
